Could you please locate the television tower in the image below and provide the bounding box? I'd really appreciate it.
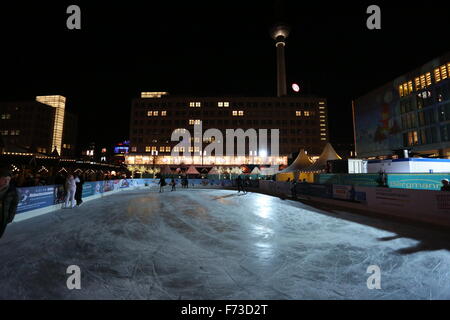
[270,23,290,97]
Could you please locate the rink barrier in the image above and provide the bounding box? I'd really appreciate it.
[13,178,235,223]
[259,180,450,228]
[316,173,450,191]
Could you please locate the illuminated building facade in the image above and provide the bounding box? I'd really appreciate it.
[354,52,450,159]
[126,93,329,167]
[0,96,77,157]
[36,95,66,155]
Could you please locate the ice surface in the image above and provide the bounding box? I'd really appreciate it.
[1,189,450,300]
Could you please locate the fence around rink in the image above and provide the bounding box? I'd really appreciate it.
[14,178,450,228]
[258,180,450,227]
[14,178,235,222]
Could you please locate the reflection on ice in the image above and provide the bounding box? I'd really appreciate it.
[255,194,272,219]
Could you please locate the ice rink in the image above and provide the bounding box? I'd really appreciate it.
[1,188,450,300]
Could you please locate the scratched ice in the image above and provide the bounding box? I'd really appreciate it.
[1,189,450,299]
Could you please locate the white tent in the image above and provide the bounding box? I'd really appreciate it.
[302,143,342,173]
[279,149,313,174]
[250,166,261,175]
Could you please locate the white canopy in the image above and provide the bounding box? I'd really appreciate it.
[302,143,342,172]
[279,149,313,174]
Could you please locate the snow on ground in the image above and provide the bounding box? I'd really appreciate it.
[1,188,450,300]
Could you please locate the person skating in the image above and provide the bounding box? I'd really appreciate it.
[171,178,176,191]
[237,176,246,194]
[64,174,79,208]
[159,177,166,192]
[291,179,298,199]
[0,168,19,239]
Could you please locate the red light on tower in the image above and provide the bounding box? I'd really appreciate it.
[292,83,300,93]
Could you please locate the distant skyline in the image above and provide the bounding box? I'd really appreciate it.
[1,1,450,154]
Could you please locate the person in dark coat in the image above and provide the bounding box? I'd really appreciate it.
[237,176,246,194]
[441,179,450,191]
[159,177,166,193]
[170,178,176,191]
[0,168,19,239]
[74,174,84,206]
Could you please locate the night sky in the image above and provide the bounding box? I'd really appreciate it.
[1,1,450,154]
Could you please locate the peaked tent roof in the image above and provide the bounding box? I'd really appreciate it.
[279,149,313,174]
[208,167,220,175]
[250,166,261,175]
[301,143,342,172]
[186,166,200,175]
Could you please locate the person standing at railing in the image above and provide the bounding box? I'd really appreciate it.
[75,174,84,206]
[0,168,19,239]
[64,174,80,208]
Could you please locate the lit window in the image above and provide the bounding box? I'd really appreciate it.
[414,78,421,91]
[189,147,194,152]
[160,146,165,152]
[147,111,153,116]
[195,119,201,124]
[402,83,408,95]
[189,119,194,125]
[426,72,432,86]
[162,111,167,116]
[2,130,9,135]
[408,81,413,93]
[319,106,325,110]
[180,147,185,152]
[195,102,201,107]
[319,102,326,105]
[224,102,229,107]
[420,75,426,89]
[174,147,179,152]
[232,111,238,116]
[218,102,223,107]
[145,146,151,152]
[320,124,326,127]
[194,147,200,152]
[399,85,404,97]
[296,111,301,116]
[441,65,448,80]
[321,128,326,131]
[435,68,441,83]
[321,133,327,136]
[165,146,171,152]
[189,102,195,107]
[321,138,327,141]
[152,146,157,151]
[304,111,310,117]
[131,147,137,152]
[238,111,244,116]
[153,111,159,116]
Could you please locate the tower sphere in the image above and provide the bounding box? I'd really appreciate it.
[270,23,290,41]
